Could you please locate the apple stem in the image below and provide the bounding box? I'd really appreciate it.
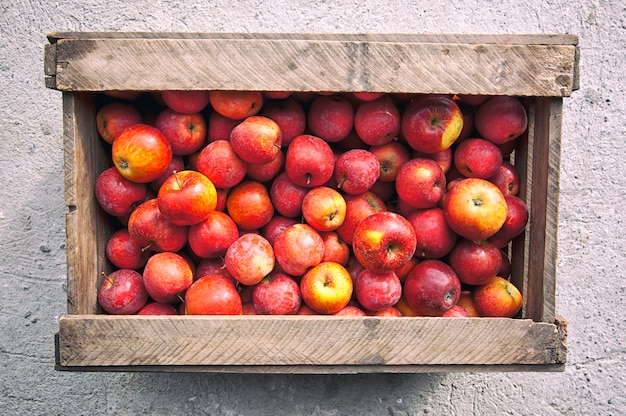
[141,242,153,252]
[305,173,312,185]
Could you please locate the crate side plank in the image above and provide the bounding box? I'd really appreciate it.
[47,32,579,46]
[51,38,577,96]
[63,92,109,314]
[57,316,567,368]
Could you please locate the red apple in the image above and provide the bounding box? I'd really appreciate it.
[403,259,461,316]
[195,257,233,281]
[473,276,523,317]
[487,195,529,248]
[443,178,508,242]
[137,302,178,315]
[252,271,301,315]
[456,290,480,317]
[209,90,263,120]
[269,172,308,218]
[301,186,347,232]
[454,138,503,179]
[352,92,385,102]
[105,228,151,270]
[96,101,142,144]
[157,170,217,226]
[442,305,471,317]
[498,249,512,278]
[97,269,149,315]
[143,251,194,303]
[407,207,457,259]
[207,110,241,142]
[488,160,520,196]
[260,97,306,147]
[162,90,210,114]
[150,155,185,192]
[335,149,381,195]
[354,95,401,146]
[300,261,353,314]
[402,96,464,153]
[307,95,354,142]
[246,149,284,183]
[336,191,387,245]
[273,223,324,277]
[320,231,351,266]
[333,305,367,316]
[352,211,417,272]
[112,124,173,183]
[354,269,402,312]
[127,198,188,253]
[261,215,299,246]
[285,134,335,187]
[185,274,242,315]
[229,115,283,164]
[226,180,274,230]
[225,233,275,286]
[188,210,239,259]
[154,108,207,156]
[396,158,446,209]
[475,96,528,144]
[372,306,403,317]
[196,140,248,189]
[369,141,411,182]
[95,166,147,217]
[448,239,502,285]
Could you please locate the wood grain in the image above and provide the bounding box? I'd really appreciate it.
[63,92,111,314]
[57,315,567,370]
[46,35,578,96]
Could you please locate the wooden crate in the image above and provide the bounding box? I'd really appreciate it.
[45,32,578,373]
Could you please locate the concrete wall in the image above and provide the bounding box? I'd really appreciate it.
[1,1,624,414]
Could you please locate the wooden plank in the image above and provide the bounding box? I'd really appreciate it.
[63,92,110,315]
[57,315,567,369]
[525,97,562,323]
[46,32,579,46]
[48,37,578,96]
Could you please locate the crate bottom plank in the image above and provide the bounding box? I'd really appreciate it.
[56,315,566,372]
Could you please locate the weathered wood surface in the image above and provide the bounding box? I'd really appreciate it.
[44,33,578,96]
[57,315,567,371]
[63,92,110,314]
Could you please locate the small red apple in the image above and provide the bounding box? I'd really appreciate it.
[402,96,464,153]
[335,149,381,195]
[127,198,188,253]
[95,166,147,217]
[112,124,173,183]
[224,233,275,286]
[448,238,502,285]
[443,178,508,242]
[337,191,387,245]
[488,160,520,196]
[320,231,351,266]
[352,211,417,272]
[396,158,446,209]
[105,228,151,270]
[246,149,284,183]
[354,95,401,146]
[96,101,142,144]
[285,134,335,187]
[162,90,210,114]
[301,186,347,232]
[157,170,217,226]
[333,305,367,316]
[229,115,283,164]
[143,251,194,304]
[354,269,402,312]
[269,172,308,218]
[369,141,411,182]
[185,274,242,315]
[196,140,248,189]
[155,108,207,156]
[207,110,241,142]
[473,276,523,317]
[273,223,324,277]
[260,97,306,147]
[97,269,149,315]
[226,180,274,230]
[137,302,178,315]
[300,261,354,314]
[252,271,301,315]
[475,96,528,144]
[487,195,529,248]
[403,259,461,316]
[407,207,457,259]
[454,138,503,179]
[188,210,239,259]
[307,95,354,142]
[209,90,263,120]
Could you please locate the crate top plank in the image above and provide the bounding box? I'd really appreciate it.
[45,32,579,97]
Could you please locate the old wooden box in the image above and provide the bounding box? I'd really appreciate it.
[45,32,578,373]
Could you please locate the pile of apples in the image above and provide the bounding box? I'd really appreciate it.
[94,89,529,319]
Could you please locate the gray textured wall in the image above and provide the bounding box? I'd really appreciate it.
[1,1,624,415]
